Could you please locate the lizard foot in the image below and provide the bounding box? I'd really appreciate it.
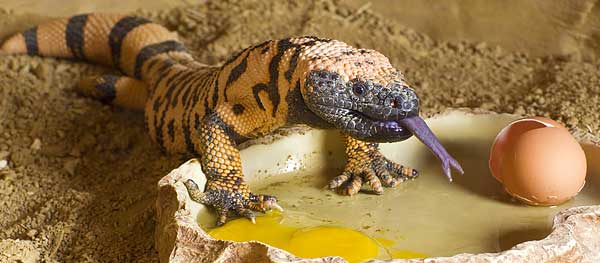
[329,152,418,196]
[184,179,283,226]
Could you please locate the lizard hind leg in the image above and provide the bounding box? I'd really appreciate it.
[77,75,148,110]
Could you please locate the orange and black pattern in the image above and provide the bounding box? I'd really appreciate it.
[2,13,420,226]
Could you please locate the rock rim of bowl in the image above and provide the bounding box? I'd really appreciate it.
[155,110,600,263]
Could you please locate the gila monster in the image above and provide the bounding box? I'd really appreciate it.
[1,13,463,226]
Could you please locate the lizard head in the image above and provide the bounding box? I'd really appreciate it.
[299,40,464,180]
[303,69,418,142]
[300,43,418,142]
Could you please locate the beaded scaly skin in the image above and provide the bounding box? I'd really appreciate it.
[1,13,463,226]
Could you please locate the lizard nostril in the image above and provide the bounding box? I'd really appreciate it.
[391,98,399,108]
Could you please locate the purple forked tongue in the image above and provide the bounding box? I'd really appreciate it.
[398,116,464,182]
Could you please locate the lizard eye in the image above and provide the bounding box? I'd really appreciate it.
[352,83,366,95]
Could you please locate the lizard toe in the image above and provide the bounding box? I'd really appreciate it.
[184,179,281,226]
[248,193,282,212]
[385,159,419,183]
[331,152,418,196]
[237,208,256,224]
[329,170,365,196]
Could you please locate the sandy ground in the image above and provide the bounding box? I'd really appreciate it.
[1,0,600,262]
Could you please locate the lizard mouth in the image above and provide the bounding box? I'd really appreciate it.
[314,104,414,142]
[308,99,412,139]
[348,109,406,133]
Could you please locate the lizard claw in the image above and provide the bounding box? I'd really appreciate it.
[271,203,284,212]
[330,152,418,196]
[249,193,282,212]
[215,207,256,226]
[238,208,257,224]
[184,178,281,226]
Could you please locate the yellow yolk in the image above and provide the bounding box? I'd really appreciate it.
[287,226,379,262]
[208,212,427,262]
[375,237,428,259]
[208,212,296,249]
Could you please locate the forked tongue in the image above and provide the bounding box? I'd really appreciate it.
[398,116,464,182]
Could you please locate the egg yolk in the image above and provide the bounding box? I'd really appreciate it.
[375,238,429,259]
[288,226,378,262]
[207,212,427,262]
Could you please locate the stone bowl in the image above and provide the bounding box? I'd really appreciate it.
[155,110,600,263]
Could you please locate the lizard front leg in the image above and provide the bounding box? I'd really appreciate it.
[329,135,419,196]
[184,111,281,226]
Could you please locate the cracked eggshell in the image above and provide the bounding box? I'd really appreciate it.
[489,117,566,182]
[502,127,587,206]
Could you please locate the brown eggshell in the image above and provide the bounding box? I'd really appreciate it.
[502,127,587,206]
[528,117,566,129]
[489,118,556,182]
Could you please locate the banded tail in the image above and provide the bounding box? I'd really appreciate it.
[1,13,193,79]
[1,13,193,109]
